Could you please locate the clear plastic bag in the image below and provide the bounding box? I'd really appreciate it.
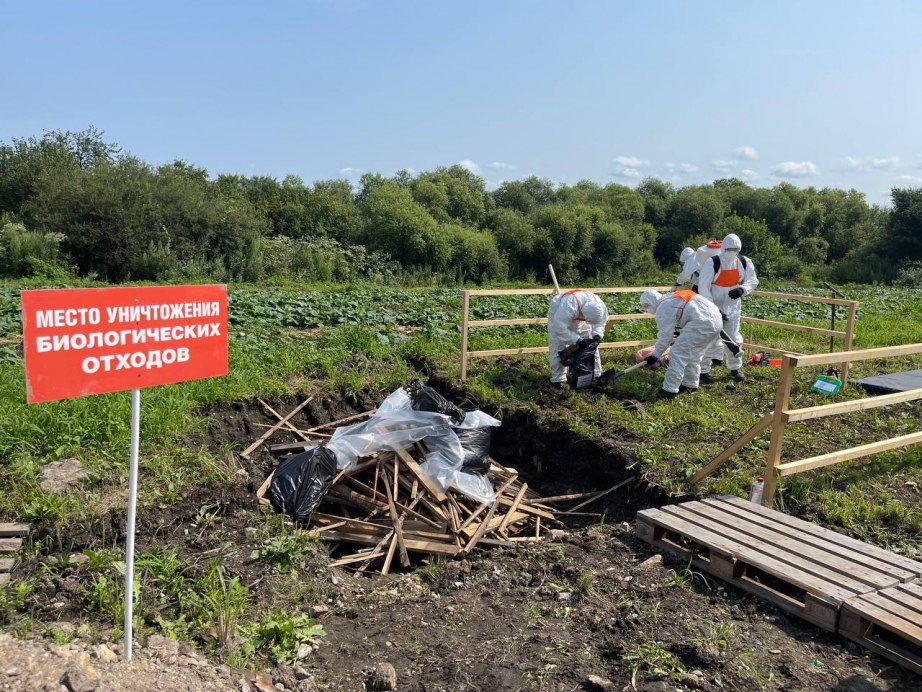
[325,387,500,504]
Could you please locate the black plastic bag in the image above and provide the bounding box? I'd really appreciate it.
[455,426,492,474]
[406,379,465,425]
[561,341,598,389]
[266,447,338,523]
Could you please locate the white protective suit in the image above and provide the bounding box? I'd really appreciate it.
[547,290,609,383]
[674,247,698,288]
[697,233,759,370]
[641,289,723,394]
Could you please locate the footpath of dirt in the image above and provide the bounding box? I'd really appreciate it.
[4,388,921,691]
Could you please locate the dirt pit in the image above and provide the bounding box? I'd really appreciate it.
[14,386,920,691]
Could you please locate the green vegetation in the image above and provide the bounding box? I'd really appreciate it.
[3,128,922,286]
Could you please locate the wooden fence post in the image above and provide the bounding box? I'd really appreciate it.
[762,355,795,506]
[841,302,858,387]
[460,290,470,381]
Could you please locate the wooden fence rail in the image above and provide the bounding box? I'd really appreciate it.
[460,287,859,382]
[690,342,922,506]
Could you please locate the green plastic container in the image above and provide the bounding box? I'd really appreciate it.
[810,373,842,396]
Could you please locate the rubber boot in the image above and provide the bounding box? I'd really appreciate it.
[550,382,564,390]
[678,385,698,393]
[730,369,746,383]
[711,359,723,368]
[656,388,678,400]
[699,373,715,385]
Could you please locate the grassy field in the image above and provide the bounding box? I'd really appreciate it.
[1,280,922,674]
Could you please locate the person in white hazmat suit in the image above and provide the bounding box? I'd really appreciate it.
[547,289,609,388]
[674,247,698,288]
[639,288,723,399]
[696,233,759,382]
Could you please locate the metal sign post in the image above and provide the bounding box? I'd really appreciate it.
[123,388,141,660]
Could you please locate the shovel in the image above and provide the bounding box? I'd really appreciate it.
[597,346,672,386]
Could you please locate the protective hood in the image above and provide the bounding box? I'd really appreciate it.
[722,233,742,255]
[680,247,695,263]
[640,289,662,314]
[579,296,607,324]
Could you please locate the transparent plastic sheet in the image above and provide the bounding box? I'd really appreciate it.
[326,388,499,504]
[420,411,500,504]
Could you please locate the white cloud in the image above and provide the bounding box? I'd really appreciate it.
[612,155,650,178]
[339,167,363,176]
[836,155,899,172]
[735,146,759,160]
[679,163,698,174]
[711,160,736,173]
[870,156,899,170]
[487,161,516,171]
[772,161,818,178]
[898,175,922,184]
[613,155,650,167]
[740,169,759,181]
[456,159,482,176]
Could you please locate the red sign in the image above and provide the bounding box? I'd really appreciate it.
[22,285,229,404]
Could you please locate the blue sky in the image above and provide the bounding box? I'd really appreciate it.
[2,1,921,205]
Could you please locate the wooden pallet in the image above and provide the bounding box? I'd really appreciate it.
[0,523,31,587]
[636,496,922,631]
[840,580,922,675]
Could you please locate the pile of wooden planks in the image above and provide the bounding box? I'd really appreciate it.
[260,442,556,574]
[247,400,634,573]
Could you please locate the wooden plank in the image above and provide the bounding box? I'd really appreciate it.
[497,496,555,520]
[688,413,774,485]
[842,301,859,386]
[306,409,377,432]
[468,313,656,328]
[703,498,917,582]
[0,573,9,587]
[778,431,922,476]
[0,559,14,572]
[381,534,397,575]
[394,447,447,502]
[741,316,845,338]
[785,388,922,423]
[561,477,636,514]
[763,356,795,505]
[322,530,460,556]
[643,507,857,602]
[0,538,22,552]
[329,550,386,567]
[460,290,470,380]
[240,397,314,458]
[468,339,656,359]
[258,399,313,443]
[0,524,31,537]
[752,290,856,307]
[714,496,922,576]
[382,469,410,568]
[496,484,528,535]
[660,505,873,597]
[461,511,530,539]
[792,342,922,368]
[466,285,672,297]
[843,598,922,647]
[462,500,501,553]
[681,502,895,590]
[863,591,922,633]
[742,342,803,356]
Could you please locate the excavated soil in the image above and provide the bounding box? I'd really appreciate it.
[7,383,921,691]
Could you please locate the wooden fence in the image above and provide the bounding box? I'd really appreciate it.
[690,342,922,506]
[460,287,859,382]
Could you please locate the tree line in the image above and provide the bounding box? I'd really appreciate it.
[1,128,920,285]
